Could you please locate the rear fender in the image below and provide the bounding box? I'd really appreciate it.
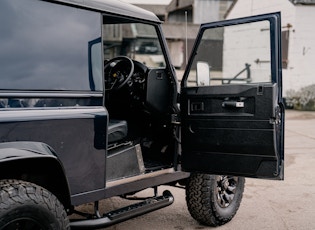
[0,141,71,209]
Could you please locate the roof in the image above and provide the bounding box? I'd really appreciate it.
[48,0,161,23]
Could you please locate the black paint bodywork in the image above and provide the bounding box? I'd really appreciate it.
[0,0,183,208]
[0,0,284,223]
[0,99,108,205]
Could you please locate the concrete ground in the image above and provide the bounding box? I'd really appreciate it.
[80,110,315,230]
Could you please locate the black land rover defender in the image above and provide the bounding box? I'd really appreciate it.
[0,0,284,229]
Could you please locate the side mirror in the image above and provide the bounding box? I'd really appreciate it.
[196,61,210,86]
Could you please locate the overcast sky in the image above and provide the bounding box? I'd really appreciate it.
[121,0,171,4]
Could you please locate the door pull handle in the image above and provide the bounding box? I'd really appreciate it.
[222,101,244,108]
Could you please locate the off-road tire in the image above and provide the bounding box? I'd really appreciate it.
[186,173,245,226]
[0,179,70,230]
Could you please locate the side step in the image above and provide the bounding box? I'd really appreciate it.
[70,190,174,229]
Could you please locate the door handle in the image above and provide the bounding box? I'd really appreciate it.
[222,101,244,108]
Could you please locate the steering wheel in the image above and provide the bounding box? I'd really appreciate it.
[104,56,134,90]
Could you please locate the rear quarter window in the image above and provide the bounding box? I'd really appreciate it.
[0,0,102,91]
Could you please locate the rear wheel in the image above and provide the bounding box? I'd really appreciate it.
[186,173,245,226]
[0,179,70,230]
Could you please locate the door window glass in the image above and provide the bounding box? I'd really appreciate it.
[187,20,271,87]
[103,19,166,68]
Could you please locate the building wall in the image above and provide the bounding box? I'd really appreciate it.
[226,0,295,20]
[288,5,315,93]
[168,9,193,23]
[167,40,184,68]
[165,0,232,71]
[222,20,272,83]
[225,0,315,95]
[194,0,220,23]
[194,0,233,23]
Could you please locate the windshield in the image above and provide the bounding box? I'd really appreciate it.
[103,17,166,68]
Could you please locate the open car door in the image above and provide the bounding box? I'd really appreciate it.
[180,12,284,179]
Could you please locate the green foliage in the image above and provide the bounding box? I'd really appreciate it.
[286,84,315,110]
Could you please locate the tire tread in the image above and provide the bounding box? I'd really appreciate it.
[0,179,70,229]
[186,173,245,227]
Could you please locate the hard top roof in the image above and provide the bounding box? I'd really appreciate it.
[48,0,161,23]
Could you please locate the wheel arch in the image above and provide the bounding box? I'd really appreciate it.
[0,142,71,210]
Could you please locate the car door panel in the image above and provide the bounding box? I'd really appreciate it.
[181,83,280,178]
[180,12,284,179]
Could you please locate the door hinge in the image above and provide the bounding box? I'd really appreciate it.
[270,107,281,125]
